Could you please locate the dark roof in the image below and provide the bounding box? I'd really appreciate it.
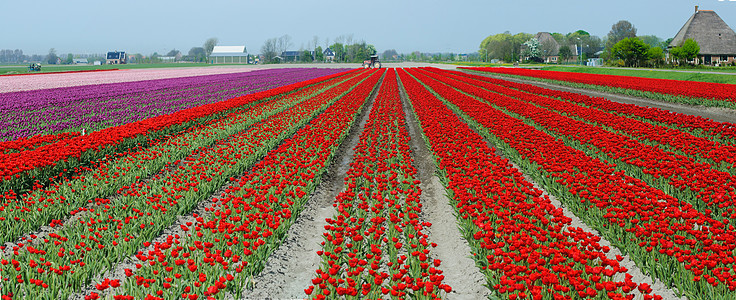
[669,10,736,55]
[281,51,301,57]
[323,47,335,56]
[106,51,125,59]
[535,32,560,56]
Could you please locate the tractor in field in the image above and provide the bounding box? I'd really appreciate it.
[28,63,41,72]
[362,55,381,69]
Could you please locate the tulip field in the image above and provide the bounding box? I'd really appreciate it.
[1,66,735,299]
[462,67,736,109]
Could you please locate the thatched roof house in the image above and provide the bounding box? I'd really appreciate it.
[669,6,736,65]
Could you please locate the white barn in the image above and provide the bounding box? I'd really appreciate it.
[210,46,248,64]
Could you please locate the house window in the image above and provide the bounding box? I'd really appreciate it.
[722,56,728,61]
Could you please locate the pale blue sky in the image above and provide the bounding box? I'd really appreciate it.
[1,0,733,55]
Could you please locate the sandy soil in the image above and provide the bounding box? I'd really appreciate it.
[240,74,381,300]
[469,72,736,123]
[438,82,687,299]
[399,81,492,300]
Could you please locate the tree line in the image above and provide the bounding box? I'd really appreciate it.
[478,20,708,68]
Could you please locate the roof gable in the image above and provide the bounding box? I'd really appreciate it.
[669,10,736,54]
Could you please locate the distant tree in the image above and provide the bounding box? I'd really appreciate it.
[46,48,58,64]
[382,49,398,61]
[479,32,532,63]
[540,39,557,62]
[166,49,181,57]
[64,53,73,64]
[134,53,144,63]
[330,43,345,62]
[671,38,700,65]
[661,38,674,50]
[314,46,324,62]
[0,49,27,63]
[611,37,649,67]
[187,47,205,62]
[204,37,218,57]
[550,33,567,45]
[681,39,700,61]
[606,20,637,50]
[558,45,572,63]
[521,38,541,61]
[300,50,313,62]
[585,36,603,57]
[276,35,293,54]
[638,35,662,48]
[261,38,278,63]
[647,46,665,67]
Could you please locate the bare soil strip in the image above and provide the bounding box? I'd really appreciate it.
[239,76,382,300]
[398,77,491,300]
[466,71,736,123]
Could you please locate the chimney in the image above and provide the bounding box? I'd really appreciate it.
[695,5,699,13]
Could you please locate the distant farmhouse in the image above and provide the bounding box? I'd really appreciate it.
[73,58,88,65]
[669,6,736,65]
[210,46,248,64]
[323,48,335,62]
[535,32,562,63]
[106,51,126,64]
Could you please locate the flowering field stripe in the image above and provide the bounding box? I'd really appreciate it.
[0,70,374,299]
[417,68,736,221]
[462,67,736,108]
[0,68,346,140]
[428,68,736,170]
[305,70,450,300]
[0,69,358,193]
[98,69,385,299]
[447,68,736,146]
[405,68,736,299]
[0,70,365,247]
[399,70,655,300]
[0,132,80,154]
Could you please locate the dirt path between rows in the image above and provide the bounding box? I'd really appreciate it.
[398,78,491,300]
[466,71,736,123]
[436,85,687,299]
[240,76,382,300]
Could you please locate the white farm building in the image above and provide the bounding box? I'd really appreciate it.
[210,46,248,64]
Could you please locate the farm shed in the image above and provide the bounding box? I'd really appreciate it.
[669,6,736,65]
[210,46,248,64]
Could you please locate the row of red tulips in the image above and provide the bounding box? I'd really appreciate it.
[399,69,657,300]
[405,67,736,299]
[0,70,375,299]
[0,69,357,193]
[448,69,736,144]
[86,69,385,299]
[463,67,736,107]
[417,68,736,220]
[0,132,80,155]
[429,68,736,171]
[308,70,450,299]
[0,70,364,247]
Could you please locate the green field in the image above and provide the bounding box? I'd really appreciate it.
[540,66,736,84]
[0,63,248,75]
